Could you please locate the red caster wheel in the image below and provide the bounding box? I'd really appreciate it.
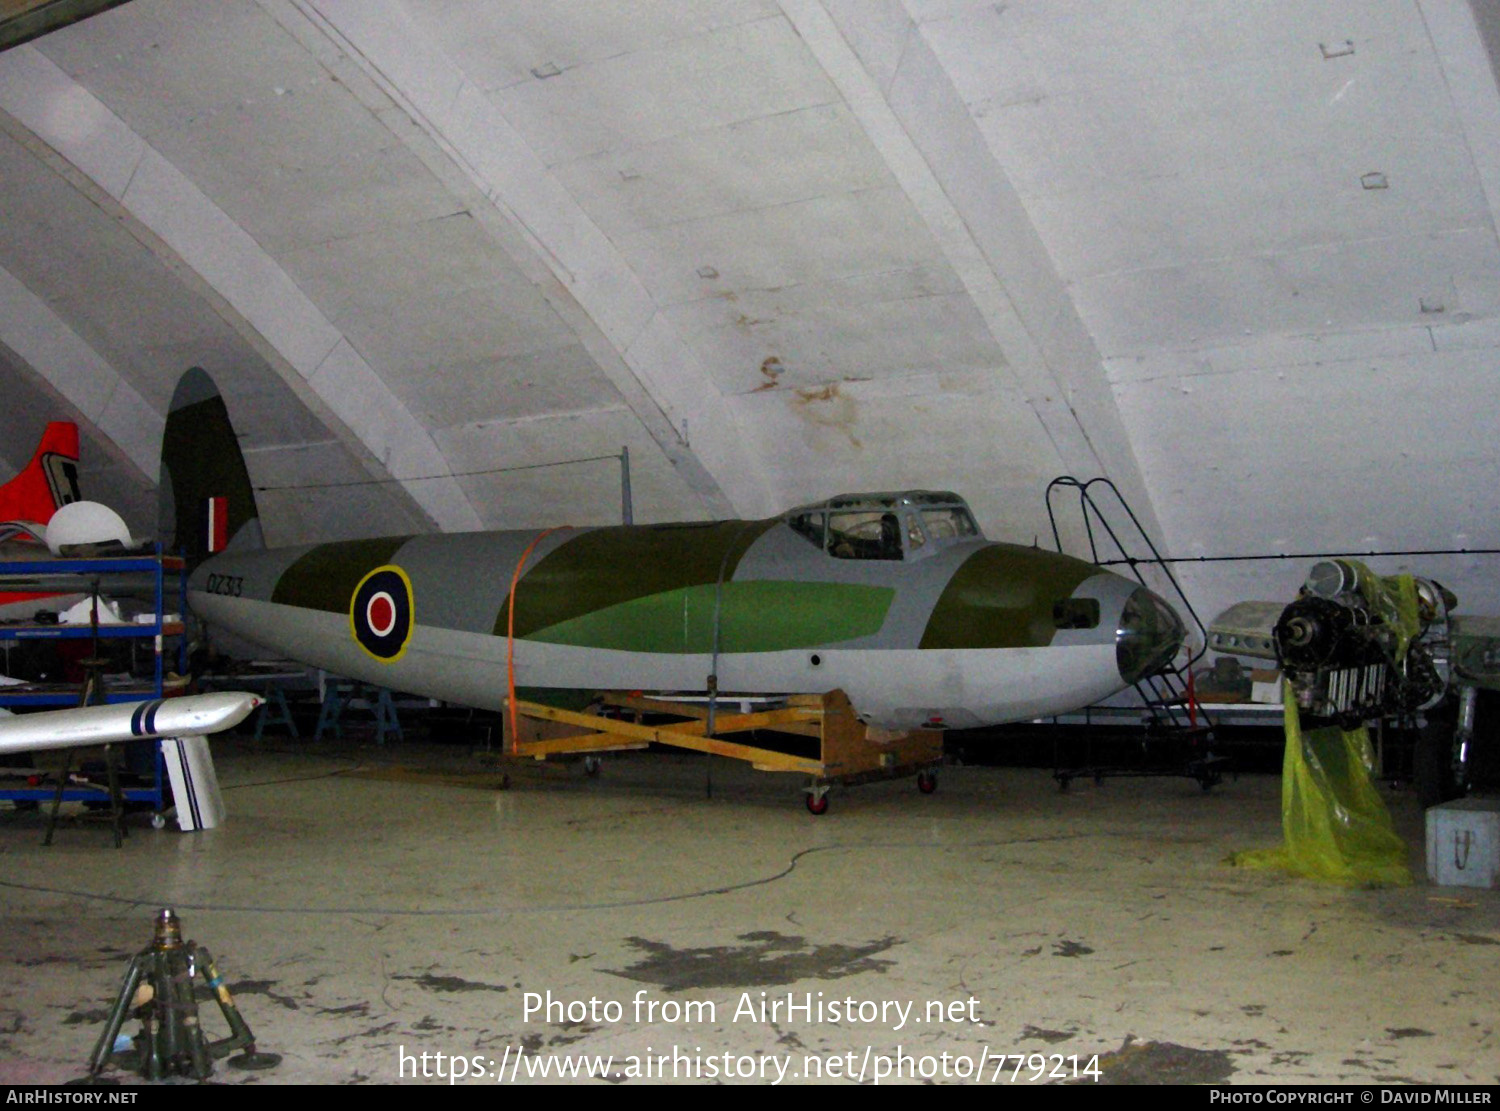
[805,792,829,815]
[916,771,938,794]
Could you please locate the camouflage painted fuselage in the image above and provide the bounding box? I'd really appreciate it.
[189,518,1182,730]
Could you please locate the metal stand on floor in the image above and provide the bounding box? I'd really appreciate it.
[252,687,300,740]
[87,909,280,1081]
[1051,709,1230,793]
[316,681,403,745]
[44,653,129,848]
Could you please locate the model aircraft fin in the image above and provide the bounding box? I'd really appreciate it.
[160,368,262,565]
[0,421,80,526]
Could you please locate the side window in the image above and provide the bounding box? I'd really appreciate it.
[1053,598,1101,630]
[828,512,902,560]
[922,508,978,540]
[788,512,826,549]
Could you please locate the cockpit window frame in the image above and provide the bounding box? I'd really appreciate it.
[783,490,984,561]
[787,510,827,550]
[826,510,903,561]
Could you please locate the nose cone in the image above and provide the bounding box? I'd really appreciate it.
[1116,586,1186,684]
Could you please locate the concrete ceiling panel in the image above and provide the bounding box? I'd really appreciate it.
[240,436,431,544]
[303,0,778,517]
[433,405,700,528]
[414,0,780,94]
[1019,151,1488,287]
[920,0,1500,374]
[388,341,624,432]
[913,0,1395,92]
[734,369,1066,542]
[492,15,836,166]
[1074,226,1500,355]
[549,102,891,239]
[789,0,1161,539]
[663,280,1003,396]
[615,185,940,308]
[1114,329,1500,616]
[278,212,626,429]
[253,478,429,545]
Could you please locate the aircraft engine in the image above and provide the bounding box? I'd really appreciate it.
[1274,559,1453,726]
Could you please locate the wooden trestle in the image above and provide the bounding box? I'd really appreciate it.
[503,689,944,812]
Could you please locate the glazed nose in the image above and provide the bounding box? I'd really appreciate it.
[1116,586,1186,683]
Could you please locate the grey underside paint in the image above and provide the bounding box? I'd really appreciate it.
[186,590,1125,729]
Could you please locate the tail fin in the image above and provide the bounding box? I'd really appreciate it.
[0,422,80,525]
[160,368,262,565]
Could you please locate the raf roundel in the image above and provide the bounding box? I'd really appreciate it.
[350,565,414,662]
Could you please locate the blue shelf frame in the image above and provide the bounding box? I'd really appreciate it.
[0,549,186,813]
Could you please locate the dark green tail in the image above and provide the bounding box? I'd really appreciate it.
[159,367,262,564]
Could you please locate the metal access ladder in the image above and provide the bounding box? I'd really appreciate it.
[1044,477,1230,791]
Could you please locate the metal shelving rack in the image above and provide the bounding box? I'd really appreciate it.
[0,549,186,816]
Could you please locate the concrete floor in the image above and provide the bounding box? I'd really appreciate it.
[0,737,1496,1086]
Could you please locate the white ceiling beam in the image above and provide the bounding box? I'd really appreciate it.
[0,0,134,53]
[0,44,483,532]
[283,0,775,519]
[0,259,158,479]
[778,0,1163,543]
[1419,0,1500,249]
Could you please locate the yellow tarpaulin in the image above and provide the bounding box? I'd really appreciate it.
[1231,562,1415,887]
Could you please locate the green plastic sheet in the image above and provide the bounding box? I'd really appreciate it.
[1231,687,1412,886]
[1231,562,1415,886]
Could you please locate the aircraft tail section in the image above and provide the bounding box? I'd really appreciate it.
[0,422,80,525]
[161,368,262,565]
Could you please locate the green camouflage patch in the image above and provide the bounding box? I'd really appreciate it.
[920,544,1096,649]
[497,520,777,640]
[526,580,895,653]
[272,537,413,614]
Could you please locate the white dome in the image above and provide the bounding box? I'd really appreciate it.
[44,501,136,555]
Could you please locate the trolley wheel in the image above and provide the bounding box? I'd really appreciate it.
[805,792,829,816]
[916,771,938,795]
[582,756,602,778]
[150,813,167,831]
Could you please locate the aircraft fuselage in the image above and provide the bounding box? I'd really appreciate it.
[188,500,1184,731]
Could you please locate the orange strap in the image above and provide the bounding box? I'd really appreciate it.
[506,527,568,754]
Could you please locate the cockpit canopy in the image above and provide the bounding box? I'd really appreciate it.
[785,491,983,561]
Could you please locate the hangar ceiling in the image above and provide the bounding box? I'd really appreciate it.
[1,0,1498,627]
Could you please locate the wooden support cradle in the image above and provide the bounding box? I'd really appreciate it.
[502,689,943,814]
